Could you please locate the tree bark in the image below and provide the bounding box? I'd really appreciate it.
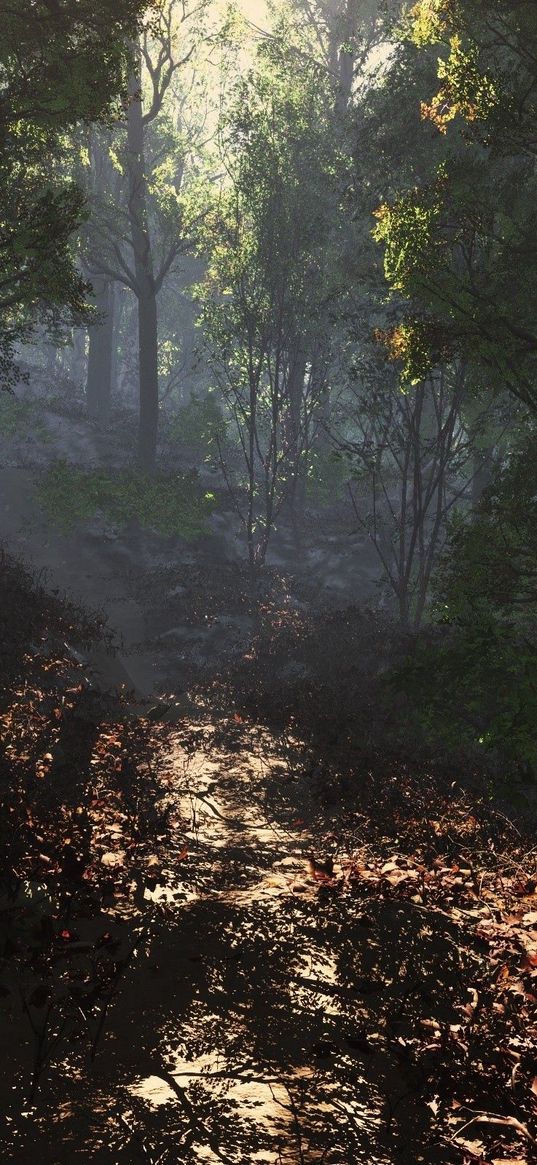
[86,276,115,425]
[127,46,159,474]
[472,448,494,508]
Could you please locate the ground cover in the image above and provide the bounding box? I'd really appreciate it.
[0,552,536,1164]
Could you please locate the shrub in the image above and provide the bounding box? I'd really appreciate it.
[305,447,348,507]
[36,461,217,540]
[0,391,47,439]
[168,391,228,458]
[386,436,537,773]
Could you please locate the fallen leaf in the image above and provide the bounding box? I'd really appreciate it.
[100,850,125,868]
[491,1159,528,1164]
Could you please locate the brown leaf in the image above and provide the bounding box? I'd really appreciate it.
[491,1158,528,1164]
[100,850,125,868]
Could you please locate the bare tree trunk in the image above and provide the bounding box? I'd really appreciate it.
[86,277,115,425]
[68,328,88,386]
[472,447,494,508]
[127,47,159,474]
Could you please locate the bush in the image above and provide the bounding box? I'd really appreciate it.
[390,614,537,772]
[386,436,537,773]
[305,447,348,507]
[36,461,217,540]
[0,391,47,439]
[168,391,228,458]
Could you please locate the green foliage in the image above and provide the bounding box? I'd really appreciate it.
[37,461,217,539]
[439,437,537,619]
[197,33,345,565]
[168,392,228,456]
[373,0,537,410]
[393,615,537,770]
[0,393,40,438]
[0,0,146,379]
[390,436,537,770]
[305,449,348,508]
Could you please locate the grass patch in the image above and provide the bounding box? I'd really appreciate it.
[36,461,218,539]
[0,391,48,440]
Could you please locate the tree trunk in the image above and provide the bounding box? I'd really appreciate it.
[127,46,159,474]
[136,290,159,472]
[472,448,494,508]
[86,277,115,425]
[68,327,88,386]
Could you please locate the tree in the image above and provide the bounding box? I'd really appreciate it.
[81,0,210,470]
[199,39,343,572]
[337,362,499,626]
[0,0,146,383]
[372,0,537,413]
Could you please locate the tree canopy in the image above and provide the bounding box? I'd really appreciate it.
[0,0,147,380]
[373,0,537,410]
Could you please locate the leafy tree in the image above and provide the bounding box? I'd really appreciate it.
[199,37,344,570]
[372,0,537,412]
[80,0,211,468]
[0,0,147,383]
[394,432,537,769]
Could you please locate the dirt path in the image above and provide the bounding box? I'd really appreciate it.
[74,721,394,1165]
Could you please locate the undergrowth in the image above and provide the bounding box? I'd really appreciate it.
[36,460,218,539]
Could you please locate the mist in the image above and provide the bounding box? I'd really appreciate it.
[1,2,536,1161]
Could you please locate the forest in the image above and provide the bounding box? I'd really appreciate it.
[1,1,537,1161]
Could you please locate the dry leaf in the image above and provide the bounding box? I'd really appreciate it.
[491,1159,528,1164]
[100,850,125,868]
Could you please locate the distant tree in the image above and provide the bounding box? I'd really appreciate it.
[199,39,342,571]
[81,0,210,469]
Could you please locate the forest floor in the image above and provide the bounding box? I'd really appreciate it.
[1,551,536,1165]
[1,388,537,1163]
